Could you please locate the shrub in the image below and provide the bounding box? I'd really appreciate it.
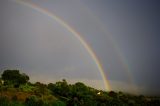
[12,95,18,101]
[25,95,38,106]
[10,101,24,106]
[52,100,66,106]
[0,96,10,106]
[20,84,35,92]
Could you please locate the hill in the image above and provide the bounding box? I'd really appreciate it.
[0,69,160,106]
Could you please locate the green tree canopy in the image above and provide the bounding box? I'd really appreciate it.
[1,70,29,86]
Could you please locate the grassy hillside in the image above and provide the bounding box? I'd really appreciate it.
[0,70,159,106]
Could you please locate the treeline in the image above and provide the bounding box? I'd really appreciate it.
[0,69,160,106]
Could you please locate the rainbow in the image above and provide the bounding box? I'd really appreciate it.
[14,0,111,90]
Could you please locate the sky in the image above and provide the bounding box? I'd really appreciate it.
[0,0,160,95]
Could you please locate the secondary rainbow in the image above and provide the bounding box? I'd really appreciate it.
[15,0,111,90]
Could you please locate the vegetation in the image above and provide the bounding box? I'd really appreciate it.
[0,69,159,106]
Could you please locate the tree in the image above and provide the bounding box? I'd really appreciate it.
[1,70,29,87]
[49,79,70,97]
[2,70,19,81]
[34,82,48,97]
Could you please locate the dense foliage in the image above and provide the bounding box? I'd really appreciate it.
[0,70,159,106]
[1,70,29,88]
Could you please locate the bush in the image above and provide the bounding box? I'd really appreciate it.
[0,96,10,106]
[12,95,18,101]
[25,95,46,106]
[25,95,39,106]
[10,101,24,106]
[52,100,66,106]
[20,84,35,92]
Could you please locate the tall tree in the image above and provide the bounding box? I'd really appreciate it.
[1,70,29,87]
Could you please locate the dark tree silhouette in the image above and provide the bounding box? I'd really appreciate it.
[1,70,29,87]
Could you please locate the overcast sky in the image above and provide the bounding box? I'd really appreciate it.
[0,0,160,95]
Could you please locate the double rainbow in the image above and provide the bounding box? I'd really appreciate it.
[15,0,111,90]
